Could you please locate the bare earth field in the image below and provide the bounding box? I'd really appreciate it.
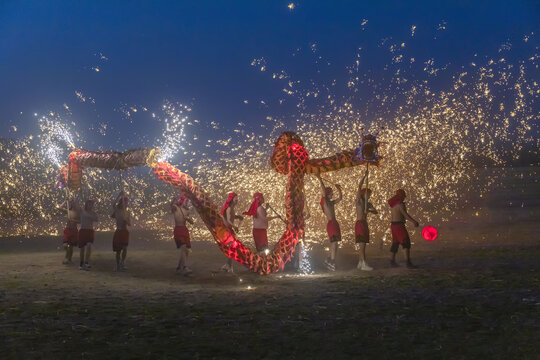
[0,233,539,359]
[1,168,539,359]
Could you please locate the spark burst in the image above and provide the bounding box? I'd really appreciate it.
[157,101,189,162]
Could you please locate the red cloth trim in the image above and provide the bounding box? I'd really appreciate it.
[174,225,191,248]
[78,229,94,248]
[243,192,263,216]
[63,227,78,245]
[252,228,268,252]
[221,192,237,215]
[113,229,130,251]
[391,223,410,244]
[355,220,370,243]
[326,220,341,242]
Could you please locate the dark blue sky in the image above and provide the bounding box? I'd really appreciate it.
[0,0,538,148]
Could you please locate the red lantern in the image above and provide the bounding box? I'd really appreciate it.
[422,226,438,241]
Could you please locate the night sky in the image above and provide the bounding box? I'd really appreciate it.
[1,1,538,150]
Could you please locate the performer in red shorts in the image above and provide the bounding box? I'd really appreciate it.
[78,199,98,270]
[316,174,342,271]
[388,189,419,268]
[355,169,378,271]
[243,192,279,256]
[60,198,80,265]
[171,193,194,275]
[111,191,131,271]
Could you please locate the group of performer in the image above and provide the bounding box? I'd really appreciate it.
[61,191,131,272]
[60,169,419,275]
[316,169,419,272]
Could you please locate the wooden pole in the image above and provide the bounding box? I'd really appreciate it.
[267,204,287,224]
[65,187,70,220]
[364,163,369,214]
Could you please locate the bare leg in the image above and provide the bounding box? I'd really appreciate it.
[66,245,73,262]
[357,243,373,270]
[330,241,338,261]
[79,247,85,267]
[115,251,121,270]
[359,243,366,262]
[177,245,187,270]
[85,244,92,265]
[390,247,399,267]
[121,247,127,269]
[405,248,416,268]
[63,245,70,263]
[183,246,189,268]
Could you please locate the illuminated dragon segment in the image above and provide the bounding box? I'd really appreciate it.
[60,132,381,274]
[60,148,153,190]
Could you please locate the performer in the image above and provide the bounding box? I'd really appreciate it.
[79,199,98,270]
[355,169,378,271]
[388,189,419,268]
[316,175,342,271]
[171,194,194,275]
[243,192,279,256]
[111,191,131,271]
[60,198,80,265]
[220,192,243,272]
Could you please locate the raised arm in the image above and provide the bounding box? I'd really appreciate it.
[316,174,326,196]
[356,170,367,204]
[333,184,343,204]
[182,205,195,225]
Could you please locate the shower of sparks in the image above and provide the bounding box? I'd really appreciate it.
[287,3,295,10]
[156,101,189,162]
[38,116,76,166]
[299,244,313,274]
[0,27,538,257]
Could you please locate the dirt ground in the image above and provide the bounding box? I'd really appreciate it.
[1,167,539,359]
[0,230,539,360]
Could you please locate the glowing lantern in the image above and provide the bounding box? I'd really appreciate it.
[422,226,438,241]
